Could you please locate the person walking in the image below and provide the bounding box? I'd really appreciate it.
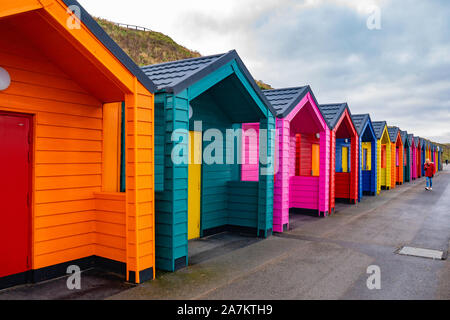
[424,158,435,191]
[446,159,448,166]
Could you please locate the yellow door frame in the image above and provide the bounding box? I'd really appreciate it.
[188,131,202,240]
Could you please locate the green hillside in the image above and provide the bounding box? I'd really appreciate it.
[95,18,201,66]
[436,143,450,162]
[95,18,272,90]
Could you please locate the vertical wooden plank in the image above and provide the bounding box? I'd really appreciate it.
[257,114,275,236]
[318,128,329,214]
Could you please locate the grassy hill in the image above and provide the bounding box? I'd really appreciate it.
[95,18,201,66]
[95,18,272,90]
[436,143,450,163]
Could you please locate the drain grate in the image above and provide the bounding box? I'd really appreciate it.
[397,246,446,260]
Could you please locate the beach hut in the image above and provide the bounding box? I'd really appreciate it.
[372,121,392,192]
[387,127,403,187]
[416,137,422,178]
[428,142,432,161]
[318,104,358,212]
[438,146,443,171]
[408,134,417,180]
[400,130,410,183]
[419,138,426,176]
[0,0,157,289]
[351,114,377,200]
[415,137,420,178]
[250,86,330,231]
[241,87,330,228]
[141,51,276,271]
[432,144,438,174]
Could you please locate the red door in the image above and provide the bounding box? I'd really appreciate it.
[0,112,31,278]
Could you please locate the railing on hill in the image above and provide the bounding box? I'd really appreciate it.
[99,18,153,32]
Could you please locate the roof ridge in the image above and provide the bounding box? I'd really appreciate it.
[141,52,229,69]
[263,85,309,93]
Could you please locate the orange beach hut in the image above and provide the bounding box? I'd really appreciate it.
[0,0,156,289]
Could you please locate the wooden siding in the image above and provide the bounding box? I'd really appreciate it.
[154,93,189,271]
[329,130,336,212]
[0,27,103,269]
[94,192,126,262]
[362,171,372,192]
[241,123,260,181]
[335,172,350,199]
[273,118,290,232]
[124,82,155,282]
[227,181,258,228]
[0,21,155,282]
[154,101,165,191]
[290,176,319,209]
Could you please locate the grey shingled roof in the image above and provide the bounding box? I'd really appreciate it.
[371,121,387,140]
[141,50,276,116]
[262,86,321,119]
[408,134,414,146]
[387,126,400,143]
[400,130,408,145]
[351,114,371,136]
[418,137,425,148]
[415,137,420,147]
[62,0,156,93]
[318,103,353,129]
[142,53,224,91]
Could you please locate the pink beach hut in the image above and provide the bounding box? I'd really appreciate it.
[241,86,330,232]
[408,134,417,180]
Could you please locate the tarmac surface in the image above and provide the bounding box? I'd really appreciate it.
[1,166,449,300]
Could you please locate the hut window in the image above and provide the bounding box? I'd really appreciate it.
[102,102,123,192]
[381,145,386,168]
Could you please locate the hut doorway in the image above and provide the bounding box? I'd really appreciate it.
[289,101,325,215]
[0,112,32,283]
[188,131,202,240]
[334,116,357,203]
[380,130,391,189]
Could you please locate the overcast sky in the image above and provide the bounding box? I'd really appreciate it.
[78,0,450,143]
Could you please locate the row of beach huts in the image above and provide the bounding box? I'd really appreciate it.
[0,0,444,289]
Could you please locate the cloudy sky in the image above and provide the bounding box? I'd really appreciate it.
[78,0,450,142]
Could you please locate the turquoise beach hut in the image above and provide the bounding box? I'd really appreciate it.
[142,50,276,271]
